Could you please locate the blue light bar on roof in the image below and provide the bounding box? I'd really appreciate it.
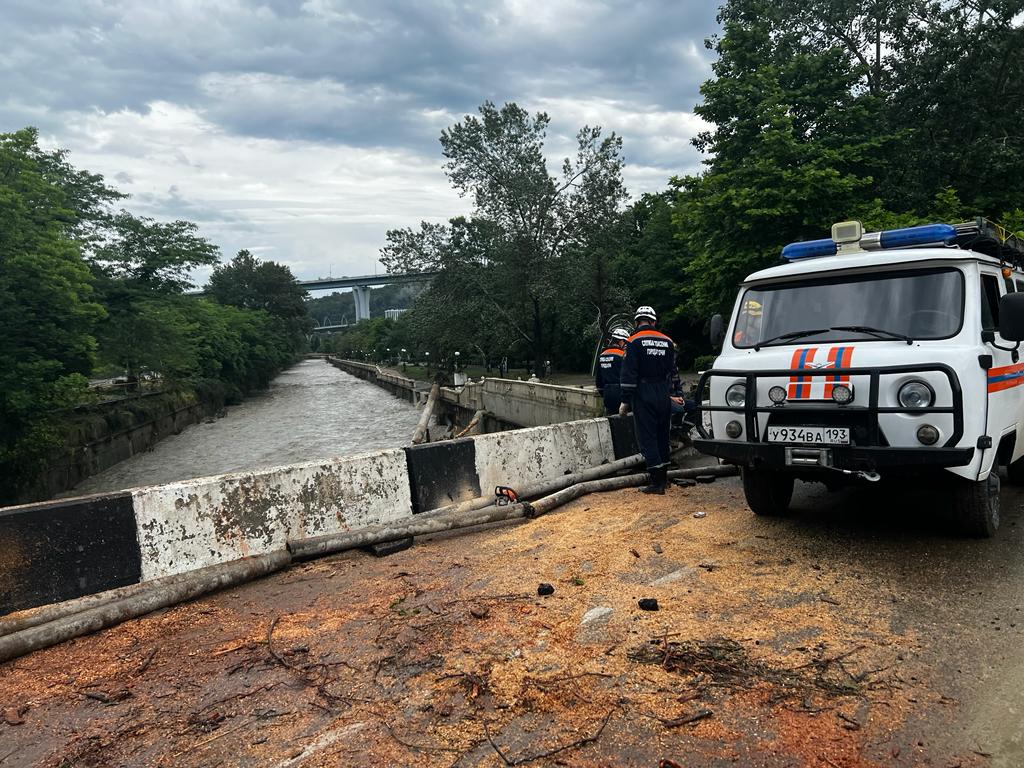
[781,238,838,260]
[877,223,957,249]
[782,222,959,261]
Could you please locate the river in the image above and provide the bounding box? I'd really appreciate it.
[68,359,421,495]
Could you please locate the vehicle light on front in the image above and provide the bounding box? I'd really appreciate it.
[725,383,746,408]
[831,384,853,405]
[917,424,940,445]
[725,420,743,438]
[768,386,787,404]
[898,380,934,409]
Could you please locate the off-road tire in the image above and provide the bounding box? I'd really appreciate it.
[953,472,1000,538]
[742,468,794,516]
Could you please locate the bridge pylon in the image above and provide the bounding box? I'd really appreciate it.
[352,286,372,322]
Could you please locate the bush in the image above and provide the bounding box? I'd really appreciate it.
[693,354,719,372]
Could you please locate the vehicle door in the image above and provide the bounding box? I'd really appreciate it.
[980,269,1024,471]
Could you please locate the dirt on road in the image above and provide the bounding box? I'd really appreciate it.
[1,476,1021,767]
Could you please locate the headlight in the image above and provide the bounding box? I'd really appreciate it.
[768,386,787,404]
[898,380,934,409]
[831,384,853,405]
[725,383,746,408]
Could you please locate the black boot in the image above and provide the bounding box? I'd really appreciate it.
[641,466,666,495]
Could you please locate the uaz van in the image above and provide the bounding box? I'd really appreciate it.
[695,219,1024,537]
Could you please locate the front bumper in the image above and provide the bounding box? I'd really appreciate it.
[694,439,975,471]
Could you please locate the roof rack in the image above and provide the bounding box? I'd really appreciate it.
[953,218,1024,266]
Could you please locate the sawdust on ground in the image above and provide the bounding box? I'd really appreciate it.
[0,479,980,767]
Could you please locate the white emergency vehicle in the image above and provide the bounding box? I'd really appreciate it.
[695,219,1024,537]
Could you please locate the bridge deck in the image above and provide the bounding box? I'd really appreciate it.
[1,479,1015,766]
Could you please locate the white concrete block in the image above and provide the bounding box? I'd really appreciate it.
[131,449,411,580]
[472,418,615,493]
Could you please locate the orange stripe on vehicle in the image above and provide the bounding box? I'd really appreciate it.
[823,347,841,398]
[787,347,817,399]
[988,362,1024,392]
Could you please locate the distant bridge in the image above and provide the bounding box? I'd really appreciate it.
[310,317,351,334]
[298,271,437,322]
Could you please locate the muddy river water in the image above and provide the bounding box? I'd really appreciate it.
[69,359,420,495]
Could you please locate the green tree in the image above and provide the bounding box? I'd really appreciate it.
[674,0,893,314]
[383,102,628,367]
[207,249,312,342]
[0,129,106,497]
[91,211,220,293]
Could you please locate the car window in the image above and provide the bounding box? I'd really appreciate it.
[981,273,1002,331]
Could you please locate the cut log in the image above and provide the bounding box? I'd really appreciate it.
[0,552,290,664]
[411,383,440,444]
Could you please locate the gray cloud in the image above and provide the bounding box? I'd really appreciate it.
[0,0,720,276]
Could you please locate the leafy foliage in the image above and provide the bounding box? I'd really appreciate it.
[0,129,305,503]
[380,101,629,369]
[0,129,106,498]
[672,0,1024,316]
[208,249,313,343]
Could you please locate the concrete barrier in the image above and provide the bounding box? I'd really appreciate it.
[472,418,615,494]
[131,451,412,580]
[0,493,142,614]
[1,417,628,616]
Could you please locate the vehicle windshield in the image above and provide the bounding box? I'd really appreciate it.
[732,267,964,349]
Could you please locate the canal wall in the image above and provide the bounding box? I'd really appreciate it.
[19,390,221,505]
[0,417,637,616]
[327,357,605,431]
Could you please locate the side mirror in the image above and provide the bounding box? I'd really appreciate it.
[709,314,726,348]
[999,292,1024,341]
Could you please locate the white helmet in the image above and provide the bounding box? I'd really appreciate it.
[611,327,630,341]
[634,305,657,322]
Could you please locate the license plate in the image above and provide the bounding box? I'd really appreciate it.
[767,426,849,445]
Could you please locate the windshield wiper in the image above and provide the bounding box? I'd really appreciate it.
[830,325,913,345]
[754,328,829,350]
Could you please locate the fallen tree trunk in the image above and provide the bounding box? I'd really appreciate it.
[290,462,740,560]
[2,462,739,662]
[667,465,738,480]
[424,453,645,518]
[411,383,440,444]
[0,552,291,664]
[454,409,487,438]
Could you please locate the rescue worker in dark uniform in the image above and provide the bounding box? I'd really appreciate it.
[595,327,629,415]
[619,306,675,494]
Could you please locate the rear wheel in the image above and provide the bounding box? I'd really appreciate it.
[952,472,1000,538]
[742,468,794,516]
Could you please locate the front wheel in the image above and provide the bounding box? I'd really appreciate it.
[952,472,1000,538]
[742,468,794,516]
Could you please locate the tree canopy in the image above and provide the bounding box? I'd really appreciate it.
[380,101,628,370]
[0,128,308,503]
[673,0,1024,315]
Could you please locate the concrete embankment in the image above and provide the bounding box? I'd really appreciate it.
[0,415,638,617]
[327,357,605,431]
[19,389,222,504]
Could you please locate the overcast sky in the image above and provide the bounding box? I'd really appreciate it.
[1,0,719,282]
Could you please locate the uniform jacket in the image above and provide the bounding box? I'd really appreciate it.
[621,327,675,401]
[595,347,624,392]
